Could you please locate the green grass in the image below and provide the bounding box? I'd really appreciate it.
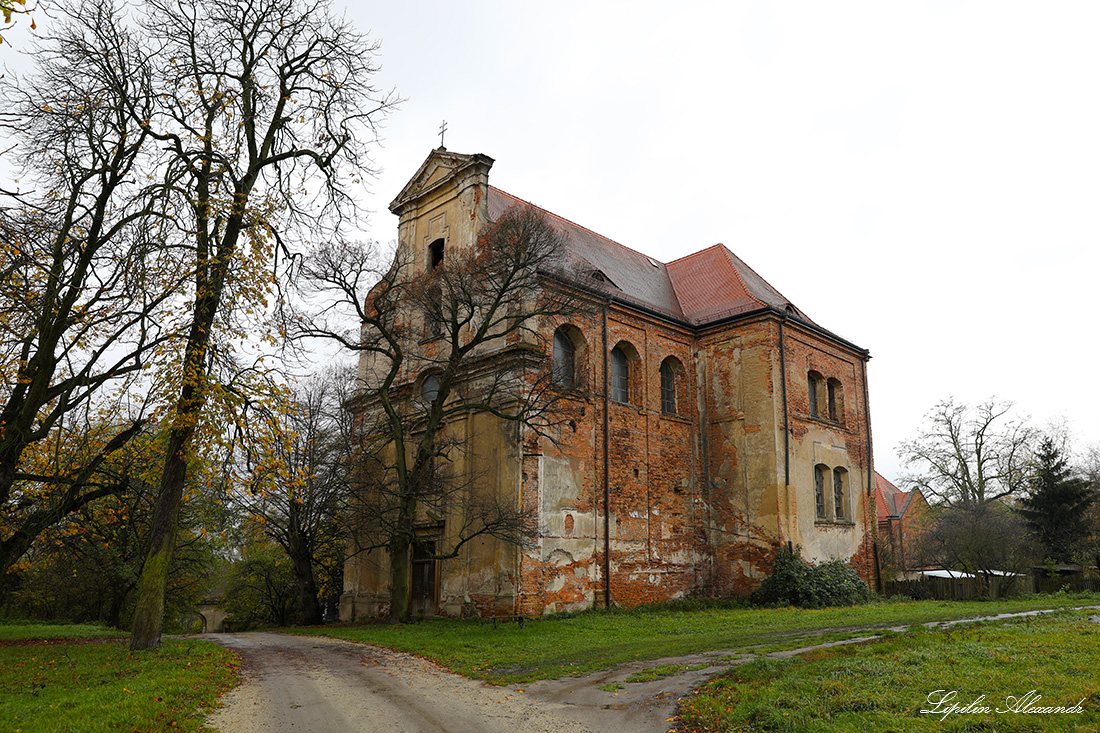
[0,621,125,642]
[287,593,1100,684]
[678,608,1100,732]
[0,635,237,732]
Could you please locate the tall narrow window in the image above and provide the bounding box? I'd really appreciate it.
[833,468,848,520]
[827,378,844,424]
[610,347,629,403]
[808,371,826,418]
[553,328,575,387]
[660,357,680,415]
[429,238,444,269]
[421,374,440,403]
[814,464,827,519]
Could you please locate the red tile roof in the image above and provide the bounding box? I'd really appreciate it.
[665,245,812,325]
[876,472,914,522]
[487,187,813,327]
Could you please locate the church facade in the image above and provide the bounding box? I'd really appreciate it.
[340,149,877,620]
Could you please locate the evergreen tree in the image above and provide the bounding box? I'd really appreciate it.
[1018,437,1097,564]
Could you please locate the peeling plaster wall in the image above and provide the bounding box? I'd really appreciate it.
[341,152,877,621]
[343,306,876,621]
[782,327,876,582]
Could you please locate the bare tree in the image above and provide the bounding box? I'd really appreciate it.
[300,204,585,622]
[117,0,397,650]
[1081,444,1100,495]
[897,398,1035,509]
[0,0,32,44]
[1076,444,1100,573]
[227,369,350,625]
[0,2,181,580]
[913,502,1035,593]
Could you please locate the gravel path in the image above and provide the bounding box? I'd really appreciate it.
[204,632,668,733]
[205,606,1100,732]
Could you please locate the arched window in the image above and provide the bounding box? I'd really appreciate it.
[827,378,844,424]
[421,374,440,402]
[814,464,827,519]
[808,371,826,418]
[609,347,629,403]
[659,357,682,415]
[833,468,848,520]
[553,328,576,387]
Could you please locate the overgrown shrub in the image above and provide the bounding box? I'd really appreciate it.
[751,547,871,608]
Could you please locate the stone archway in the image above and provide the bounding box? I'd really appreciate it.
[196,602,230,633]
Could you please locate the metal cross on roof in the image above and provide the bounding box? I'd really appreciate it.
[438,120,448,149]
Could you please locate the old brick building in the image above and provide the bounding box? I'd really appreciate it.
[876,472,930,578]
[340,149,876,620]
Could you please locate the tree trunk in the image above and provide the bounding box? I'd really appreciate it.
[388,535,410,623]
[128,198,234,650]
[129,430,190,650]
[290,549,323,625]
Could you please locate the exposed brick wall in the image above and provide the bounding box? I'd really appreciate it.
[505,305,876,616]
[342,151,878,620]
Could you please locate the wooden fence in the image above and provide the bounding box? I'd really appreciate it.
[1033,575,1100,594]
[886,574,1100,601]
[885,575,1025,601]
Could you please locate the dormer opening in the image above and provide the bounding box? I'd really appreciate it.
[429,238,444,269]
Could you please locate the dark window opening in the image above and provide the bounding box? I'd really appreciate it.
[660,358,678,415]
[610,347,629,403]
[421,374,440,402]
[429,238,444,269]
[814,464,827,519]
[833,468,847,520]
[553,328,575,387]
[808,373,820,417]
[827,378,844,424]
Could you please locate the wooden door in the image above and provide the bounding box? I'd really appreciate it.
[409,540,437,618]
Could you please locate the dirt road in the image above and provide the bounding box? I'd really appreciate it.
[204,632,680,733]
[204,607,1100,732]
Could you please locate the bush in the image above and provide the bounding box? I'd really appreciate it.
[751,547,871,608]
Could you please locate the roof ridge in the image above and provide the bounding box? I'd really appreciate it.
[489,186,666,265]
[666,243,727,266]
[717,245,766,310]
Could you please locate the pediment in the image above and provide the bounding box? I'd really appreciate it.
[389,148,494,215]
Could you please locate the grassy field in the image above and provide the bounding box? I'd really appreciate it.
[289,593,1100,685]
[0,623,237,733]
[0,621,125,642]
[678,607,1100,732]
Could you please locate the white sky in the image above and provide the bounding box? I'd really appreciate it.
[340,1,1100,480]
[5,2,1099,479]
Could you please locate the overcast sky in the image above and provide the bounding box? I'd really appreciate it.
[335,1,1100,480]
[5,2,1098,480]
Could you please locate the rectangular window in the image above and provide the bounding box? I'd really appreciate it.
[814,465,826,519]
[429,238,444,268]
[833,469,846,520]
[809,372,822,417]
[553,330,575,387]
[610,348,629,403]
[660,361,676,414]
